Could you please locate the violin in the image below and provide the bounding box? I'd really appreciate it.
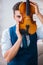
[19,0,37,35]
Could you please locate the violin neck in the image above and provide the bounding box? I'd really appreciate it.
[26,0,30,15]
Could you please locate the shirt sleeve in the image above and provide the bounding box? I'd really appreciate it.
[37,25,43,39]
[1,29,12,56]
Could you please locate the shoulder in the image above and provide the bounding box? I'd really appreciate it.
[1,28,10,43]
[1,25,16,44]
[2,25,16,36]
[2,28,9,37]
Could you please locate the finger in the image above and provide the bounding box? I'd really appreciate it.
[30,1,37,7]
[30,1,37,5]
[16,22,19,31]
[30,2,35,7]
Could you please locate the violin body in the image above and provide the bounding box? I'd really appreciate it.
[19,1,37,35]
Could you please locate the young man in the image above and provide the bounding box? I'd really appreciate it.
[1,1,43,65]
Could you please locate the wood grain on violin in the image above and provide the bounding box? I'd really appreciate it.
[19,0,37,35]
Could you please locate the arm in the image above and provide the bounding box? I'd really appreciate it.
[30,2,43,24]
[4,38,22,63]
[37,12,43,24]
[1,23,22,63]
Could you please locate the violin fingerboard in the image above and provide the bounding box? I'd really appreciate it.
[26,0,30,15]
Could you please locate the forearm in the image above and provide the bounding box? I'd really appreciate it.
[4,38,22,62]
[37,12,43,24]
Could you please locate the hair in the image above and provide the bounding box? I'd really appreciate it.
[12,2,22,14]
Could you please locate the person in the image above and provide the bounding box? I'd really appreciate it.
[31,2,43,24]
[30,2,43,39]
[1,1,43,65]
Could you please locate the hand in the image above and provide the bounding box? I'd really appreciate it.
[30,1,39,15]
[16,22,22,41]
